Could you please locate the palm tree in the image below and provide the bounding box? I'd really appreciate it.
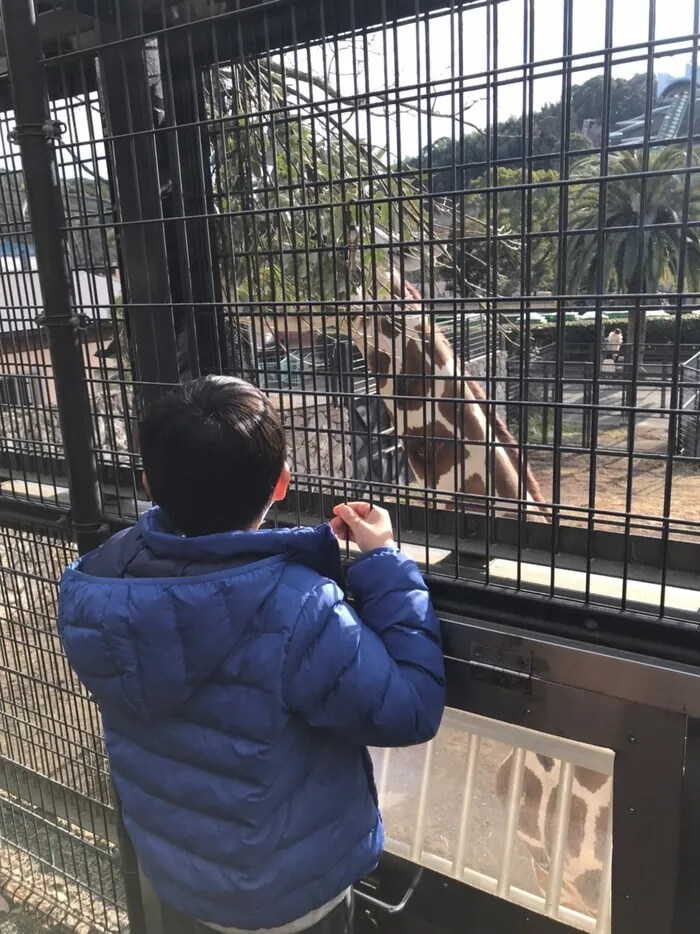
[568,147,700,370]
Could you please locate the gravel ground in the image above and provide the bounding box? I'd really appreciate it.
[0,892,72,934]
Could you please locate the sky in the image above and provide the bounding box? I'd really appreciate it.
[302,0,700,159]
[1,0,698,181]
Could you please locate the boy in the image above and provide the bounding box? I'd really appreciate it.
[57,375,445,934]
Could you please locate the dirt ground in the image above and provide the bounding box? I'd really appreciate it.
[370,732,537,892]
[529,417,700,540]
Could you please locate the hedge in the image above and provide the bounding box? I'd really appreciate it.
[530,314,700,353]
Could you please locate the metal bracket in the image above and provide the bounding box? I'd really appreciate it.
[8,119,66,144]
[36,312,92,330]
[355,867,423,914]
[469,642,533,693]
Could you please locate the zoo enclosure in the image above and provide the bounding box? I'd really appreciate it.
[0,1,699,934]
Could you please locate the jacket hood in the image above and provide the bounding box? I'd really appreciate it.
[58,509,345,720]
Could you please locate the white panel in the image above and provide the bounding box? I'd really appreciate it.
[371,706,614,934]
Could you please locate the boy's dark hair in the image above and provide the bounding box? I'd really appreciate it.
[139,376,287,536]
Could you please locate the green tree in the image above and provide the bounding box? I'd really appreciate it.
[101,57,502,388]
[404,72,649,193]
[567,147,700,368]
[466,166,560,294]
[570,73,650,130]
[208,62,456,341]
[205,59,518,347]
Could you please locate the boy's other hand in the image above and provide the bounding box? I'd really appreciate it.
[330,502,396,553]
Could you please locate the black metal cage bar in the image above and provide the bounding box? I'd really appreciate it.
[0,0,699,931]
[0,0,695,628]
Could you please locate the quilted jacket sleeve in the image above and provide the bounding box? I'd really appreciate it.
[283,547,445,747]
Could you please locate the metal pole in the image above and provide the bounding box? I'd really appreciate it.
[2,12,148,929]
[160,31,229,378]
[98,12,180,413]
[0,0,103,556]
[115,793,149,934]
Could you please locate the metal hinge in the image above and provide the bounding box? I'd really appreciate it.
[468,643,533,693]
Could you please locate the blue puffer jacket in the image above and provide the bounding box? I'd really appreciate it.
[57,508,445,930]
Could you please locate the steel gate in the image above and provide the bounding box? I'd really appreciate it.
[0,0,698,933]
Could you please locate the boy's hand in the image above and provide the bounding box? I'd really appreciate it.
[330,502,396,553]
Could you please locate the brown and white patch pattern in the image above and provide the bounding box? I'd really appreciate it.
[351,278,549,520]
[496,751,612,917]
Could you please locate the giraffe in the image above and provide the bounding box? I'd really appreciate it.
[496,751,612,919]
[348,277,550,520]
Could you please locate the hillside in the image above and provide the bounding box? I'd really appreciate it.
[405,73,651,191]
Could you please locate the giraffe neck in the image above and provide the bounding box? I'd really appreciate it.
[350,307,548,519]
[496,749,612,918]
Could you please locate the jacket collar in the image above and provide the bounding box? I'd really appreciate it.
[140,507,345,588]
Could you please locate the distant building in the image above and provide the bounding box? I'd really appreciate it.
[0,269,120,335]
[0,236,35,271]
[610,74,700,146]
[657,73,677,96]
[582,118,602,146]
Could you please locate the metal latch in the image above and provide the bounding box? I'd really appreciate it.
[468,643,533,693]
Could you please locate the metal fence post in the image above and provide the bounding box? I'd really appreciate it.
[0,0,103,556]
[160,30,229,378]
[1,5,148,933]
[116,791,149,934]
[97,2,180,413]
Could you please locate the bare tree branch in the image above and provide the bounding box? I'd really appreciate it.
[259,60,487,136]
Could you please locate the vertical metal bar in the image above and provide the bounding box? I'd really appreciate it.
[483,0,494,574]
[454,733,481,880]
[98,1,179,413]
[377,747,392,805]
[497,746,526,899]
[116,793,149,934]
[659,2,700,615]
[518,0,535,567]
[594,790,614,934]
[584,0,615,604]
[550,0,574,593]
[0,0,102,557]
[410,739,435,864]
[544,760,574,917]
[620,0,658,613]
[160,31,227,378]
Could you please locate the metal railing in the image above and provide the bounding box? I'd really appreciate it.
[507,350,700,450]
[372,707,614,933]
[677,350,700,457]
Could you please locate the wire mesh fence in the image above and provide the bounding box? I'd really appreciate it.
[0,0,699,923]
[0,517,126,932]
[0,0,698,606]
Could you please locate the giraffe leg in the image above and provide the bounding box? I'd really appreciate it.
[532,859,550,898]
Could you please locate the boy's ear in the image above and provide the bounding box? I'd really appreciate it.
[271,463,291,503]
[142,471,152,501]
